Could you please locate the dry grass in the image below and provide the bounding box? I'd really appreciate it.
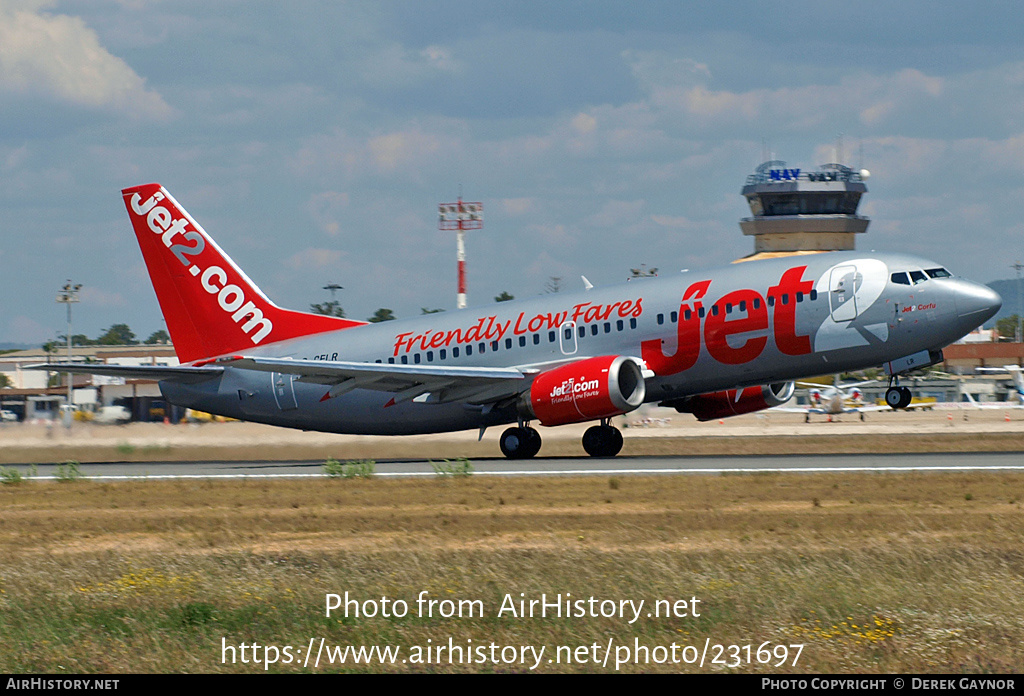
[2,408,1024,464]
[2,472,1024,672]
[0,431,1022,463]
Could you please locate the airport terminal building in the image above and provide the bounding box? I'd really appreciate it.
[0,345,183,423]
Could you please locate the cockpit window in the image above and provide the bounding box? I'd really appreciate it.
[925,267,951,278]
[909,270,927,285]
[891,272,910,285]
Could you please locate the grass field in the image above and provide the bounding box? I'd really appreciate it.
[2,470,1023,673]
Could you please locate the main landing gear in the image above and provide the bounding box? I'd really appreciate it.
[582,420,623,458]
[499,425,542,459]
[884,377,913,410]
[499,419,625,459]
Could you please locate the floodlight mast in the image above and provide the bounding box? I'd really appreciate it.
[439,198,483,309]
[1013,262,1023,343]
[55,280,82,427]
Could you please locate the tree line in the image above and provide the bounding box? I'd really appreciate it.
[42,325,170,351]
[38,291,521,351]
[311,291,516,323]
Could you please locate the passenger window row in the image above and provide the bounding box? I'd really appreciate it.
[655,289,819,323]
[377,316,641,364]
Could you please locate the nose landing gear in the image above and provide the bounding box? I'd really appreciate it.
[884,378,913,410]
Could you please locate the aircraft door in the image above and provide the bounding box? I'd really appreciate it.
[271,372,298,410]
[559,321,578,356]
[828,265,861,322]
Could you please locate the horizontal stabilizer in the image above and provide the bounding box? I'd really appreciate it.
[27,363,223,384]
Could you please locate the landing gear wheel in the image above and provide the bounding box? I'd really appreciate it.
[582,424,623,458]
[500,427,541,459]
[523,427,542,458]
[885,386,914,410]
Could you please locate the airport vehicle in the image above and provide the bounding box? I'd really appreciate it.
[34,183,1002,458]
[94,405,132,424]
[0,409,18,423]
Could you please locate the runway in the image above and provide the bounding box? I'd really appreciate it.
[13,451,1024,480]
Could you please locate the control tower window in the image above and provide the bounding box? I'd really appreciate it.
[747,191,863,216]
[925,268,952,278]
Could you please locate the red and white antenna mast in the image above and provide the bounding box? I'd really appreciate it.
[439,196,483,309]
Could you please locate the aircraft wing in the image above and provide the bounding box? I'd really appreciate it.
[773,404,890,414]
[27,363,223,384]
[850,404,892,413]
[963,392,1024,409]
[772,406,827,414]
[795,380,876,390]
[227,356,533,405]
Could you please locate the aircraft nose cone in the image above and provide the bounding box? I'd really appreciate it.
[956,282,1002,324]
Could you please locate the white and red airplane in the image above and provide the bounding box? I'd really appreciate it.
[775,376,884,422]
[967,366,1024,408]
[37,183,1002,458]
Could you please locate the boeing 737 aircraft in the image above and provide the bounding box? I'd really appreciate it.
[36,184,1002,458]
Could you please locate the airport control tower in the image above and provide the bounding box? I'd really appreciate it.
[739,160,871,260]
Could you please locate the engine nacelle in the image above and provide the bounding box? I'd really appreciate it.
[519,355,646,426]
[666,382,795,421]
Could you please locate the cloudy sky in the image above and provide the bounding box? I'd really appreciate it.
[2,0,1023,345]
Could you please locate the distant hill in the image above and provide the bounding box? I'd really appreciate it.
[987,280,1023,326]
[0,342,34,352]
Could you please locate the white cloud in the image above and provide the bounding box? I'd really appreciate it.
[585,199,645,228]
[368,129,442,172]
[571,112,597,135]
[420,45,459,72]
[292,121,467,182]
[651,213,700,230]
[0,0,171,118]
[80,286,127,308]
[501,198,534,216]
[626,50,948,132]
[358,41,462,89]
[307,191,350,237]
[2,143,28,171]
[285,248,343,272]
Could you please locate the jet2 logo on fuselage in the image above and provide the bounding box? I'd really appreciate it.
[813,258,890,352]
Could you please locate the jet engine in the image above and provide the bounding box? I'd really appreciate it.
[519,355,646,426]
[664,382,795,421]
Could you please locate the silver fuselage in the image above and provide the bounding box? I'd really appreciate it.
[162,251,1000,434]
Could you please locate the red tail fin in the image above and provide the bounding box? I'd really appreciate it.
[122,183,363,363]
